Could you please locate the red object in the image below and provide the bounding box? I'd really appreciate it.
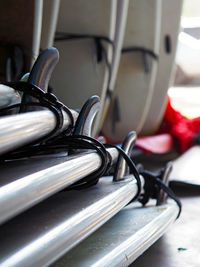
[102,133,173,154]
[136,134,173,154]
[102,97,200,154]
[159,97,200,153]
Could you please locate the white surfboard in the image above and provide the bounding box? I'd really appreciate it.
[0,0,43,76]
[40,0,61,50]
[95,0,130,135]
[102,0,162,142]
[170,146,200,187]
[141,0,183,135]
[50,0,117,135]
[31,0,43,67]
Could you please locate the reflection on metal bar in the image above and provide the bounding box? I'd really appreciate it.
[0,148,118,225]
[0,107,78,155]
[28,47,59,92]
[58,202,178,267]
[0,177,138,267]
[114,131,137,181]
[0,85,21,108]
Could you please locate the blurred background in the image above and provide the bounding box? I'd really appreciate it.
[171,0,200,119]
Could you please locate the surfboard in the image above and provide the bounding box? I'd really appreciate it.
[141,0,183,135]
[176,17,200,77]
[94,0,130,135]
[170,146,200,187]
[31,0,43,66]
[50,0,117,135]
[40,0,60,50]
[102,0,162,142]
[0,0,43,79]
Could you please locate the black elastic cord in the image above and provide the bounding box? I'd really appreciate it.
[55,135,112,189]
[139,170,182,218]
[106,144,142,201]
[2,82,74,141]
[122,46,158,59]
[122,46,158,73]
[55,32,113,46]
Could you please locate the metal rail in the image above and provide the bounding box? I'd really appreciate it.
[61,202,178,267]
[0,176,138,267]
[0,147,118,225]
[0,106,78,155]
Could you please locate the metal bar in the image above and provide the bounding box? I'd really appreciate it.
[57,201,178,267]
[0,108,78,155]
[0,147,118,225]
[0,176,138,267]
[28,47,59,92]
[0,85,21,109]
[114,131,137,181]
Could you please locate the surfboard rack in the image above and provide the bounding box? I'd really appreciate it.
[0,2,182,266]
[57,201,178,267]
[0,101,78,155]
[0,176,139,267]
[0,116,180,266]
[0,147,118,225]
[0,129,142,266]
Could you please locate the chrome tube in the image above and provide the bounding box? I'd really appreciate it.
[0,148,118,224]
[0,108,78,155]
[63,202,178,267]
[0,176,138,267]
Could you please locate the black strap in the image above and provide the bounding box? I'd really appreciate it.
[164,35,171,54]
[1,82,74,141]
[139,169,182,219]
[106,144,142,201]
[65,135,112,189]
[55,32,114,46]
[122,46,158,73]
[112,96,121,133]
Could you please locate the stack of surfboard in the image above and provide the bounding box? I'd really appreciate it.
[50,0,129,135]
[46,0,183,140]
[102,0,183,142]
[0,0,183,266]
